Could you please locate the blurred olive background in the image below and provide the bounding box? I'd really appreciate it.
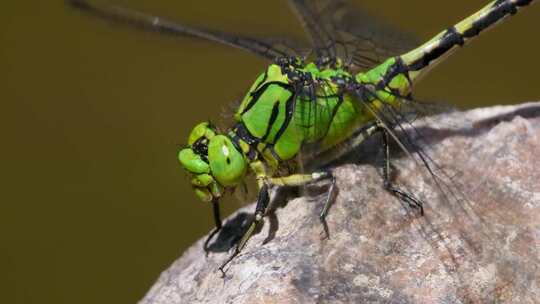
[1,0,538,303]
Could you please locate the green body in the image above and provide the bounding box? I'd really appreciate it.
[233,60,408,166]
[178,0,536,272]
[68,0,535,273]
[179,0,534,202]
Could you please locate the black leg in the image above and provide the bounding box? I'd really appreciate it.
[318,170,336,239]
[203,199,222,254]
[263,170,338,240]
[219,184,270,276]
[381,130,424,215]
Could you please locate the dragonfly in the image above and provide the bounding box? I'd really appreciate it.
[68,0,535,274]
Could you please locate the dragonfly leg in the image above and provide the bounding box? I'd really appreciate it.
[381,130,424,215]
[318,171,336,239]
[339,122,424,214]
[269,171,336,239]
[218,170,336,274]
[219,183,270,276]
[203,199,222,254]
[268,171,331,187]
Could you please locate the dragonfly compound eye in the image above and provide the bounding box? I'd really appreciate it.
[208,135,247,187]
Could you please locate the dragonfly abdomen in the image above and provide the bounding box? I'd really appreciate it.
[401,0,534,83]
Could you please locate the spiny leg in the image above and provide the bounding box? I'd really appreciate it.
[203,199,222,254]
[381,130,424,215]
[310,122,386,236]
[270,171,336,239]
[218,171,335,275]
[318,172,336,239]
[219,184,270,275]
[326,121,424,214]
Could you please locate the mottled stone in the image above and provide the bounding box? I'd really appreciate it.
[141,102,540,304]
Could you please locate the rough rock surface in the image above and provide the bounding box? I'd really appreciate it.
[140,102,540,304]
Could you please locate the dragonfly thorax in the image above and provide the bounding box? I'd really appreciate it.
[232,61,366,161]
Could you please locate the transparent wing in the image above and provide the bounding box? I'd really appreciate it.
[295,79,364,170]
[67,0,308,61]
[355,88,466,207]
[288,0,419,72]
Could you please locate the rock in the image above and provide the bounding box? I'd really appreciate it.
[140,102,540,304]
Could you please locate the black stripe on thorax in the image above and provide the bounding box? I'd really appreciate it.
[233,122,259,146]
[230,123,258,160]
[271,91,297,145]
[228,132,253,160]
[261,101,281,141]
[328,93,345,125]
[241,82,292,115]
[255,68,268,91]
[262,144,283,163]
[231,119,286,164]
[319,83,346,140]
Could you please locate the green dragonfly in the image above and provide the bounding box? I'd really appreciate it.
[68,0,535,274]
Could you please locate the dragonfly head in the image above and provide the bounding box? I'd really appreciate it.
[178,122,247,202]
